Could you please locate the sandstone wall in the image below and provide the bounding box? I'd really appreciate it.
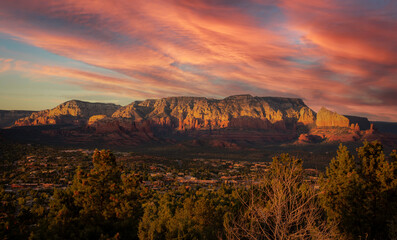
[316,107,349,128]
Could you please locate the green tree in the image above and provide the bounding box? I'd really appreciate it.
[321,141,397,239]
[71,150,124,219]
[138,186,240,240]
[356,141,397,239]
[167,197,217,239]
[320,144,360,237]
[34,149,142,239]
[0,186,17,239]
[138,194,173,240]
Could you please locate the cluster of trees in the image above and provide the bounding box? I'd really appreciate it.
[320,142,397,239]
[227,141,397,239]
[138,186,240,240]
[1,141,397,239]
[33,150,144,239]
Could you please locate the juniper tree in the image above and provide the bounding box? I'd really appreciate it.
[321,141,397,240]
[33,150,142,239]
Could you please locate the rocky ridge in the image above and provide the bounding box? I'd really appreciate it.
[14,100,121,126]
[8,95,380,146]
[104,94,316,132]
[0,110,37,128]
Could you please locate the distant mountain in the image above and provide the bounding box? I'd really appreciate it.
[0,110,37,128]
[345,115,371,130]
[372,121,397,135]
[2,95,394,147]
[14,100,121,127]
[107,95,317,130]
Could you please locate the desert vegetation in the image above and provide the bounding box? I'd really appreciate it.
[1,141,396,239]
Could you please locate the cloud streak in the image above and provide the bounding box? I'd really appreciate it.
[0,0,396,121]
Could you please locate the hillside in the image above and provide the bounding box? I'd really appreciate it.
[0,110,37,128]
[14,100,121,126]
[2,95,393,147]
[372,121,397,134]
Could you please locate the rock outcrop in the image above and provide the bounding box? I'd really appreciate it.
[0,110,37,128]
[87,115,108,126]
[14,100,121,126]
[304,127,360,143]
[108,94,315,132]
[345,115,371,130]
[296,134,324,144]
[316,107,349,128]
[292,107,377,144]
[9,95,389,146]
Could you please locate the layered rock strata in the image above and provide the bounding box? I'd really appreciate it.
[10,95,382,146]
[14,100,121,126]
[316,107,349,128]
[87,95,316,133]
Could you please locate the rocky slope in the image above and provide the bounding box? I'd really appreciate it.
[14,100,121,126]
[94,94,317,132]
[316,107,350,128]
[8,95,388,146]
[296,109,373,144]
[0,110,37,128]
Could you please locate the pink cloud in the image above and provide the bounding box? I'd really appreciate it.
[0,58,14,73]
[0,0,396,120]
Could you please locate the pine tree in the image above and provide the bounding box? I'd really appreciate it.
[320,144,360,238]
[71,149,122,219]
[356,141,396,239]
[321,141,397,239]
[36,149,142,239]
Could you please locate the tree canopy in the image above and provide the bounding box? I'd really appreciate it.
[321,141,397,239]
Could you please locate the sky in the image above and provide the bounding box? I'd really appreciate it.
[0,0,396,121]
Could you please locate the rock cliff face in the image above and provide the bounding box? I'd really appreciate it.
[0,110,37,128]
[295,110,375,144]
[9,95,386,146]
[100,94,316,133]
[14,100,121,126]
[315,107,350,128]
